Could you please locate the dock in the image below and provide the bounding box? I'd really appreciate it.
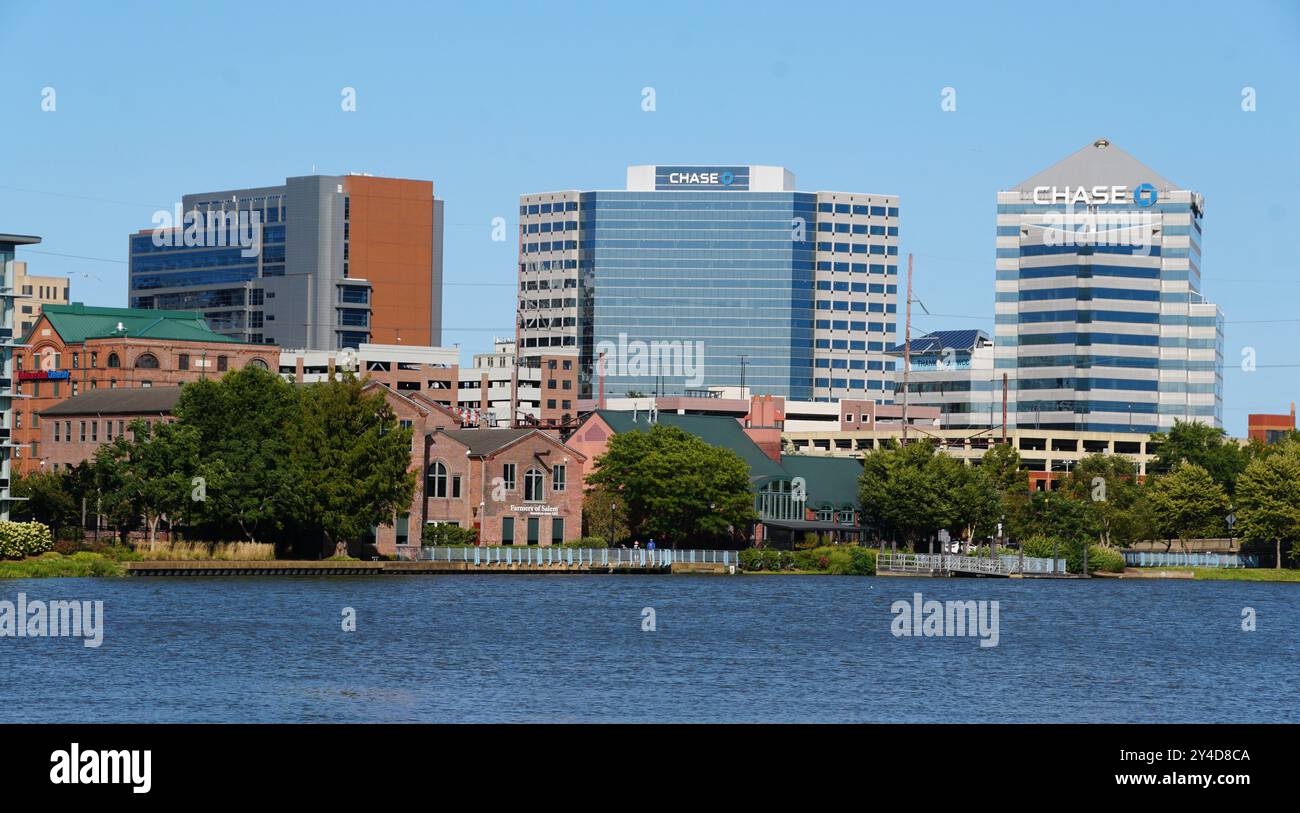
[123,547,736,576]
[876,552,1073,578]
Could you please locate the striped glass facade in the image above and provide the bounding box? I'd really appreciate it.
[994,143,1223,433]
[515,166,899,403]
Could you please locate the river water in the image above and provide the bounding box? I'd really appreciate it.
[4,575,1297,723]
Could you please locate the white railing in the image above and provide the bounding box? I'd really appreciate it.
[395,546,736,568]
[877,552,1066,576]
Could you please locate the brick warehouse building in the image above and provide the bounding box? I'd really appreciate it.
[39,387,182,471]
[14,303,274,471]
[370,383,585,555]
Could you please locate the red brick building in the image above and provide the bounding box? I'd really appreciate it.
[15,304,275,472]
[38,387,182,471]
[368,383,586,555]
[1248,404,1296,445]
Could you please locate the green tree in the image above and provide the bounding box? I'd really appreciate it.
[1063,453,1142,547]
[1009,490,1097,549]
[582,483,629,545]
[1149,420,1248,494]
[585,424,756,547]
[1146,462,1231,552]
[94,419,201,544]
[172,366,301,545]
[951,464,1001,546]
[1234,442,1300,569]
[288,375,416,557]
[858,441,962,549]
[9,470,79,538]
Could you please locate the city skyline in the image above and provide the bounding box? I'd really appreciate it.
[1,1,1297,435]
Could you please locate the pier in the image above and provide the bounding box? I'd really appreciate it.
[876,552,1071,578]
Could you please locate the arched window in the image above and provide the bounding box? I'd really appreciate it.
[107,352,121,368]
[134,353,159,369]
[246,357,269,370]
[524,468,544,502]
[427,461,448,499]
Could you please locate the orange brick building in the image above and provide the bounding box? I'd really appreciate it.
[14,303,275,472]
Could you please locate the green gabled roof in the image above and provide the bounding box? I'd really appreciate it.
[36,303,240,344]
[780,455,864,510]
[591,409,789,484]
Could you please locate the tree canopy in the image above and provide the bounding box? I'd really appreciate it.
[584,424,756,546]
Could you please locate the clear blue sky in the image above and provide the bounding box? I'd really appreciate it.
[2,0,1297,435]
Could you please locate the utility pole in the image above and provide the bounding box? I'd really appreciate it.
[1001,373,1008,445]
[738,355,747,395]
[902,254,913,443]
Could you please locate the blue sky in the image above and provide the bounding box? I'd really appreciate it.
[1,0,1297,435]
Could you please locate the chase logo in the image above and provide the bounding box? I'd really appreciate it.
[1133,183,1158,207]
[656,166,749,191]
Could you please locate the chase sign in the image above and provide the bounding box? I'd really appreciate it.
[655,165,749,191]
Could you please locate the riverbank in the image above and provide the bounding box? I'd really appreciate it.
[0,552,125,578]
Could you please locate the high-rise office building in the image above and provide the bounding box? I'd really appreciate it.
[129,174,444,351]
[1,233,41,520]
[514,165,900,426]
[995,139,1223,433]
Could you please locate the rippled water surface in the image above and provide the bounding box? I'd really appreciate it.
[4,575,1298,722]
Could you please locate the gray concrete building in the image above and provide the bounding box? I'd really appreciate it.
[130,174,444,351]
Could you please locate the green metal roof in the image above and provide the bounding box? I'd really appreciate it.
[779,454,864,510]
[36,303,240,344]
[590,409,789,484]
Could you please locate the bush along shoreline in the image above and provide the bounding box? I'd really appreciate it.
[740,545,876,575]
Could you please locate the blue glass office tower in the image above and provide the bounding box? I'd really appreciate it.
[995,139,1223,433]
[515,165,899,425]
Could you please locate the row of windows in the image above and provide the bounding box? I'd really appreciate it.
[426,462,567,501]
[816,242,899,256]
[814,320,895,333]
[815,262,899,275]
[817,203,898,217]
[816,300,897,314]
[816,281,897,294]
[812,378,889,390]
[50,418,147,443]
[817,223,899,236]
[815,358,892,371]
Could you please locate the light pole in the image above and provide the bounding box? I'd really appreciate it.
[609,501,617,549]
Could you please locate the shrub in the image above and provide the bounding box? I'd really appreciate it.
[1085,544,1126,574]
[0,521,53,560]
[421,523,478,547]
[1019,534,1060,560]
[563,537,608,548]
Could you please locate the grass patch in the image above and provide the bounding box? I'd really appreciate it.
[1171,567,1300,583]
[0,552,125,578]
[132,541,276,561]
